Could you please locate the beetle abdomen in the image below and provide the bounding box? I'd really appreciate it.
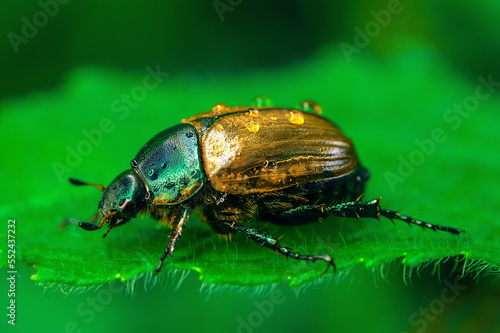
[196,108,358,194]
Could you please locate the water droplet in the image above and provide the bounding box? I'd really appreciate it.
[214,124,224,131]
[299,100,322,115]
[148,169,159,181]
[130,159,138,168]
[262,160,277,173]
[246,108,260,117]
[251,96,273,107]
[161,162,167,169]
[245,120,260,133]
[211,103,228,116]
[286,111,304,125]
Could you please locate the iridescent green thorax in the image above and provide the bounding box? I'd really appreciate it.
[132,123,204,206]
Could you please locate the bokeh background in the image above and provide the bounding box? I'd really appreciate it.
[1,1,500,332]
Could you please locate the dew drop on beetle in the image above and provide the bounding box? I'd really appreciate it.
[286,111,304,125]
[263,160,277,173]
[211,103,228,116]
[148,169,158,180]
[246,108,260,117]
[300,100,323,115]
[252,96,273,107]
[245,120,260,133]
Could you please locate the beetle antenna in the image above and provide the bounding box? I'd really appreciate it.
[69,178,106,192]
[59,218,81,230]
[79,221,100,230]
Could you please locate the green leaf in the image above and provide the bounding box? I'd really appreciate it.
[2,47,499,289]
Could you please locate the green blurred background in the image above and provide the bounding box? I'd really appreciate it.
[1,1,500,332]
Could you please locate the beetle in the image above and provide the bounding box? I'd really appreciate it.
[67,100,464,274]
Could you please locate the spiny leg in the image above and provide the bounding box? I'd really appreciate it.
[217,221,336,274]
[155,205,193,274]
[378,208,464,234]
[280,197,465,234]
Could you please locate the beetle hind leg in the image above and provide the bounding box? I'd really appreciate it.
[378,208,464,234]
[279,197,465,235]
[216,221,336,275]
[343,197,465,234]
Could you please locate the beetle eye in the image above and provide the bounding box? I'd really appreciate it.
[117,198,133,214]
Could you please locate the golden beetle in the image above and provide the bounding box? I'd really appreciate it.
[68,100,464,274]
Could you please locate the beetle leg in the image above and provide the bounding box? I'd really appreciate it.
[378,208,465,234]
[280,197,465,235]
[217,221,336,275]
[335,198,465,234]
[155,205,194,274]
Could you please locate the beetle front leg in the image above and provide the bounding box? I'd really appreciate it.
[155,205,194,274]
[216,221,336,274]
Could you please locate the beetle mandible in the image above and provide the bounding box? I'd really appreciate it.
[67,100,464,274]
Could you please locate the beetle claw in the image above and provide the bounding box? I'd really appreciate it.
[102,227,113,238]
[321,256,336,275]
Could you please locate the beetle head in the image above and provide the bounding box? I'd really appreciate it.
[70,170,147,237]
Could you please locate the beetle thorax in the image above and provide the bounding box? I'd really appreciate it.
[131,124,204,206]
